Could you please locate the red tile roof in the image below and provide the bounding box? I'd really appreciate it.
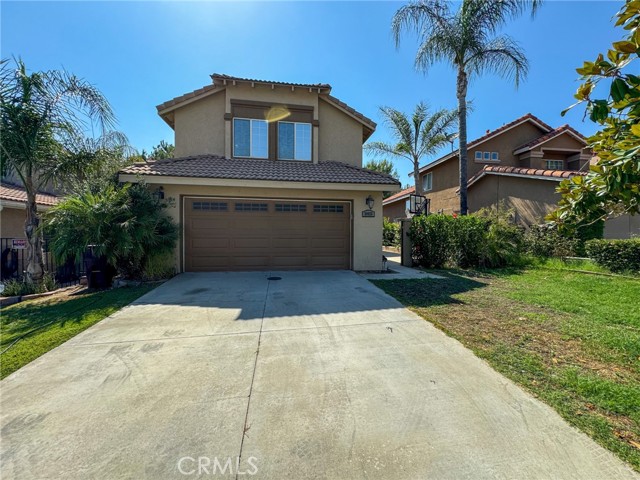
[211,73,331,91]
[466,165,587,189]
[418,113,553,174]
[0,182,59,207]
[513,124,588,153]
[120,155,401,186]
[383,186,415,204]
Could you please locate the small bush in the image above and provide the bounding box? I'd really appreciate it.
[383,218,400,247]
[450,215,490,268]
[141,252,176,281]
[1,272,58,296]
[523,225,580,258]
[475,207,526,267]
[409,214,453,268]
[585,238,640,273]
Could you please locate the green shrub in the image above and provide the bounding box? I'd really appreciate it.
[523,225,581,258]
[409,214,453,268]
[46,183,179,280]
[585,238,640,273]
[450,215,489,268]
[2,272,58,296]
[141,252,176,281]
[383,218,400,247]
[409,210,525,269]
[475,207,526,268]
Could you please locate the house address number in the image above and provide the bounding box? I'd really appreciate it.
[361,210,375,218]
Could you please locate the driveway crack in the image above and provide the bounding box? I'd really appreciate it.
[235,275,271,479]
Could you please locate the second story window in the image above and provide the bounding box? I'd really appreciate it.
[233,118,268,158]
[422,172,433,192]
[545,160,564,170]
[278,122,312,161]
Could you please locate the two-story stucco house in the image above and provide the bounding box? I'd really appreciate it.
[382,113,639,238]
[119,74,400,272]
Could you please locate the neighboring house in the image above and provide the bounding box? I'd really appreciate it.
[119,74,400,272]
[0,182,59,239]
[383,113,639,238]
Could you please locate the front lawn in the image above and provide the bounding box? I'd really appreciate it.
[373,266,640,471]
[0,285,157,380]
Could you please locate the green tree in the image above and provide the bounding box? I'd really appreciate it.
[365,159,400,198]
[0,58,121,281]
[549,0,640,227]
[364,102,457,196]
[392,0,541,214]
[364,159,399,180]
[150,140,174,159]
[46,183,178,280]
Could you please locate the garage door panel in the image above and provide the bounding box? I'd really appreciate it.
[185,198,350,271]
[191,238,230,249]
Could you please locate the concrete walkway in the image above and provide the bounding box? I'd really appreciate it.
[360,250,442,280]
[1,271,637,479]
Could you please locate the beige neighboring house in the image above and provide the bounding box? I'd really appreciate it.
[0,182,59,239]
[119,74,400,272]
[382,113,639,239]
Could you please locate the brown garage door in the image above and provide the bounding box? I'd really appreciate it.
[184,198,351,271]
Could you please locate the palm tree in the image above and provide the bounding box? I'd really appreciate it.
[0,58,120,281]
[392,0,541,214]
[364,102,457,196]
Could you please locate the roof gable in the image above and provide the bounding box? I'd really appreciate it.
[418,114,553,174]
[466,165,586,189]
[513,125,587,154]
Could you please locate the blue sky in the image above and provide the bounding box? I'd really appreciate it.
[1,1,622,187]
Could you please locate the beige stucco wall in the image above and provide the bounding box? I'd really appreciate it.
[468,175,561,225]
[170,84,365,167]
[0,207,27,238]
[159,183,384,272]
[604,214,640,239]
[383,199,407,221]
[174,91,226,158]
[318,98,363,166]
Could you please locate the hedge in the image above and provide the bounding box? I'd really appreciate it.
[585,238,640,273]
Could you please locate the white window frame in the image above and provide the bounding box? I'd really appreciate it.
[545,159,564,170]
[491,152,499,161]
[233,118,268,159]
[277,121,312,161]
[422,172,433,192]
[474,151,482,160]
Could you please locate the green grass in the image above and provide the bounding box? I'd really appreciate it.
[373,265,640,471]
[0,285,157,379]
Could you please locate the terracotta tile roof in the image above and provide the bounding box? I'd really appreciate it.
[120,155,400,186]
[156,84,220,112]
[513,124,588,153]
[419,113,553,174]
[0,182,59,206]
[211,73,331,91]
[383,186,415,204]
[466,165,587,189]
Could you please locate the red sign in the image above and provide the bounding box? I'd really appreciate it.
[11,239,27,249]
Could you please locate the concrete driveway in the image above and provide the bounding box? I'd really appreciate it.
[1,271,637,479]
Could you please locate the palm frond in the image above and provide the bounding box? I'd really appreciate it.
[466,35,529,87]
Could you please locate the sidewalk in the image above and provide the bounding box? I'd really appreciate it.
[359,250,443,280]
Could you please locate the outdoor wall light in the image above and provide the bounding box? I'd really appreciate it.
[365,195,375,210]
[153,186,165,201]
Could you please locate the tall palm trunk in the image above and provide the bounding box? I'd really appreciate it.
[413,157,423,196]
[457,67,469,215]
[24,174,45,282]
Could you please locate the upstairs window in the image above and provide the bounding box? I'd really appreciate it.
[545,160,564,170]
[278,122,312,161]
[422,172,433,192]
[233,118,268,158]
[474,151,499,162]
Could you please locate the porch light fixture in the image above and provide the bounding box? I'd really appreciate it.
[152,186,165,202]
[365,195,375,210]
